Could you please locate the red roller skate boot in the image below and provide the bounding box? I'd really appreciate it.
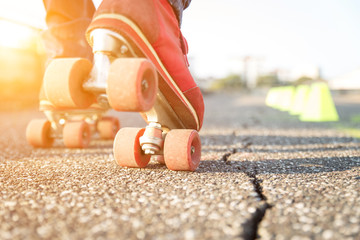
[88,0,205,171]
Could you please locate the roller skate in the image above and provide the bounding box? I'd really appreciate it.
[26,4,120,149]
[30,0,205,171]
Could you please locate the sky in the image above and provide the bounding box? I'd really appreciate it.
[0,0,359,80]
[181,0,360,79]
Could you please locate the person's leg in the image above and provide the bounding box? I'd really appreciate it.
[42,0,95,61]
[167,0,192,25]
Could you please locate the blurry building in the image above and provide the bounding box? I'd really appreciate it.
[275,65,320,83]
[242,56,264,88]
[290,65,320,81]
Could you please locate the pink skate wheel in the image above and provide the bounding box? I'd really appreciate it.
[44,58,96,108]
[63,121,91,148]
[26,119,54,148]
[113,128,151,168]
[164,129,201,171]
[97,116,120,139]
[107,58,158,112]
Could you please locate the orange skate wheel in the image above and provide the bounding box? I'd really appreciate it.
[107,58,158,112]
[26,119,54,148]
[44,58,96,108]
[97,116,120,139]
[164,130,201,171]
[113,128,151,168]
[63,121,91,148]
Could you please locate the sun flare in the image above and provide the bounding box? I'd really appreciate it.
[0,20,35,49]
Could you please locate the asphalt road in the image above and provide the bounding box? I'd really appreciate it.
[0,91,359,239]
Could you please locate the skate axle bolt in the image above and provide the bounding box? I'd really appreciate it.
[142,144,158,155]
[140,136,163,154]
[142,79,149,92]
[139,122,164,155]
[59,119,66,125]
[120,45,128,54]
[191,146,196,155]
[97,94,110,108]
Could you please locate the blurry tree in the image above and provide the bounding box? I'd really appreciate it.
[256,74,279,87]
[210,74,244,90]
[294,76,314,85]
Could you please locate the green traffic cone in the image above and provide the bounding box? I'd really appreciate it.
[300,82,339,122]
[289,85,310,115]
[266,87,279,107]
[272,87,284,110]
[277,86,295,112]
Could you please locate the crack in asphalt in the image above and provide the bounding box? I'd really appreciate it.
[239,166,272,240]
[245,168,267,201]
[241,202,272,240]
[222,148,272,240]
[221,148,237,162]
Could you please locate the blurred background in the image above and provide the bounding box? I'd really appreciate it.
[183,0,360,91]
[0,0,359,110]
[0,1,45,110]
